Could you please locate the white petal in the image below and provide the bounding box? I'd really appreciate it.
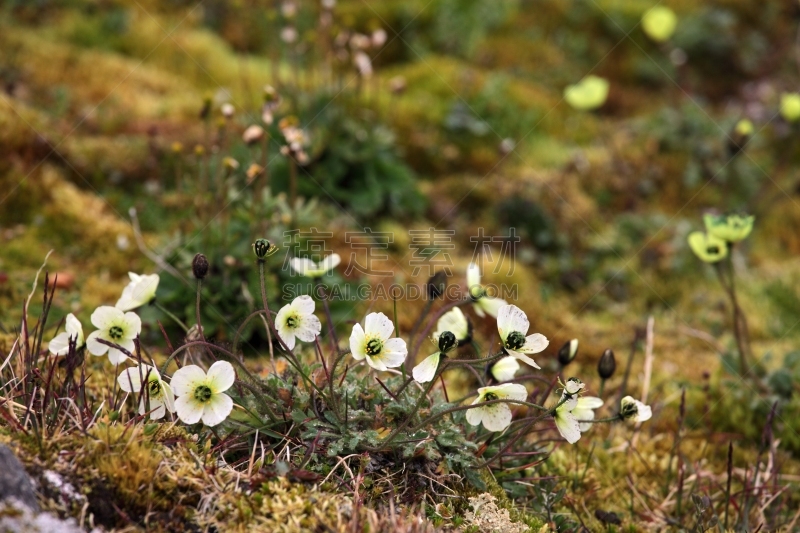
[382,337,408,356]
[277,323,297,350]
[207,361,235,393]
[480,404,513,432]
[497,383,528,402]
[291,258,316,276]
[48,332,71,356]
[555,411,581,443]
[412,353,440,383]
[564,379,585,395]
[202,393,233,426]
[519,333,549,354]
[175,395,205,424]
[139,396,166,419]
[275,303,292,330]
[577,396,603,409]
[472,302,486,318]
[574,407,596,433]
[117,366,145,393]
[171,365,208,397]
[497,304,529,339]
[86,331,109,356]
[490,356,519,382]
[91,306,122,329]
[107,347,129,366]
[64,314,84,346]
[116,273,159,311]
[479,297,507,319]
[122,312,142,338]
[364,312,394,340]
[295,315,321,341]
[559,393,578,412]
[148,401,167,420]
[434,307,469,341]
[291,295,316,315]
[637,403,653,422]
[349,323,367,360]
[465,399,484,427]
[466,263,481,293]
[375,350,407,369]
[365,355,388,371]
[322,253,341,272]
[374,349,406,369]
[506,350,541,369]
[161,382,176,413]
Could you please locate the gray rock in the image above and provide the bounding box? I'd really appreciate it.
[0,445,39,512]
[0,499,85,533]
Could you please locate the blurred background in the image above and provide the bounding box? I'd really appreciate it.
[1,0,800,449]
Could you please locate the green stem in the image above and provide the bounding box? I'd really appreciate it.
[153,301,189,333]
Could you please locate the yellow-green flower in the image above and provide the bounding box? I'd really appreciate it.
[703,213,754,242]
[642,6,677,43]
[734,119,754,137]
[564,76,609,111]
[780,93,800,123]
[687,231,728,263]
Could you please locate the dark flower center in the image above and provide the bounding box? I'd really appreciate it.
[148,380,162,396]
[483,392,499,402]
[109,326,124,340]
[621,402,638,419]
[366,338,383,356]
[706,246,719,254]
[286,316,298,329]
[194,385,213,403]
[505,331,526,350]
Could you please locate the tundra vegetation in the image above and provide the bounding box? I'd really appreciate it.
[1,1,800,531]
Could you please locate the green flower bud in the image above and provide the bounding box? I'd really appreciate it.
[438,331,457,353]
[598,348,616,380]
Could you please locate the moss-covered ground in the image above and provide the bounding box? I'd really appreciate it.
[2,0,800,531]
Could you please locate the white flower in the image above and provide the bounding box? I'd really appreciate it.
[489,356,520,382]
[553,393,581,444]
[274,295,322,350]
[353,51,373,77]
[48,313,84,355]
[432,307,470,345]
[412,352,441,383]
[573,397,603,432]
[563,377,585,395]
[290,254,341,278]
[172,361,235,426]
[349,312,407,371]
[466,264,508,318]
[117,364,175,420]
[496,304,549,369]
[243,124,265,144]
[620,396,652,423]
[466,383,528,432]
[86,306,142,365]
[115,272,159,312]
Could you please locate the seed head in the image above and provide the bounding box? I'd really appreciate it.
[253,239,278,260]
[438,331,457,354]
